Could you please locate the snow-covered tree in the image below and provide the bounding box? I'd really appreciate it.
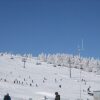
[38,53,47,62]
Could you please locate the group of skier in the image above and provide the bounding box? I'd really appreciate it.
[3,92,60,100]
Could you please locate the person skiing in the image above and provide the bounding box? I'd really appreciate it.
[4,93,11,100]
[87,86,94,96]
[55,92,60,100]
[87,86,91,93]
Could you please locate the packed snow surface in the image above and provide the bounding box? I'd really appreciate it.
[0,54,100,100]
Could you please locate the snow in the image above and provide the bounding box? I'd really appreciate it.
[0,53,100,100]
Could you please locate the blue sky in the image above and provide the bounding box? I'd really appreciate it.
[0,0,100,58]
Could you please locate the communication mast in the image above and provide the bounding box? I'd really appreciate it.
[77,39,84,57]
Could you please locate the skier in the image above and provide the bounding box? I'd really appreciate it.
[4,93,11,100]
[87,86,94,96]
[87,86,91,93]
[59,85,61,88]
[55,92,60,100]
[44,96,48,100]
[55,78,57,83]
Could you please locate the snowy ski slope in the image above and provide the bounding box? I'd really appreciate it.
[0,54,100,100]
